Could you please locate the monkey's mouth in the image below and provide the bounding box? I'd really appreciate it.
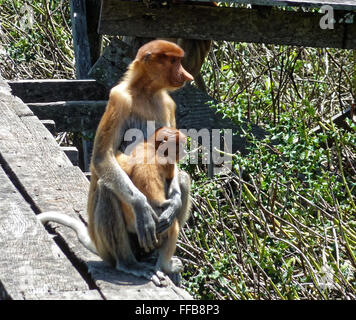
[171,80,187,87]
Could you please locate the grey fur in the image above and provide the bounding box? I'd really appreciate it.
[37,211,97,255]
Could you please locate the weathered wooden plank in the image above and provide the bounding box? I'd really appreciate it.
[99,1,356,49]
[96,286,192,300]
[27,101,107,132]
[87,260,193,300]
[61,146,80,166]
[23,289,103,300]
[0,95,94,262]
[40,120,56,135]
[0,83,34,117]
[0,78,193,300]
[0,166,96,300]
[7,79,108,132]
[191,0,356,10]
[7,80,109,103]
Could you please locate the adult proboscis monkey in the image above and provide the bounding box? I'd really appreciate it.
[38,40,193,286]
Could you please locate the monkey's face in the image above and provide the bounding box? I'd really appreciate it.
[144,54,193,90]
[137,40,193,90]
[166,55,194,88]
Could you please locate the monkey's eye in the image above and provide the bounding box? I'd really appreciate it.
[170,57,177,64]
[144,53,151,61]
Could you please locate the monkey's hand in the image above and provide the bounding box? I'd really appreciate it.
[133,198,159,252]
[156,191,182,234]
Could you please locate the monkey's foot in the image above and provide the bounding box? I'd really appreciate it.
[155,256,183,286]
[116,261,169,287]
[168,256,183,273]
[151,270,169,287]
[159,256,183,274]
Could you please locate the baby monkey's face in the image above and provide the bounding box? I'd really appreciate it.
[154,127,187,163]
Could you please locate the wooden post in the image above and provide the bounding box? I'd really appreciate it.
[69,0,98,172]
[69,0,92,79]
[86,0,103,66]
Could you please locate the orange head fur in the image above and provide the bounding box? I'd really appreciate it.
[152,127,187,163]
[136,40,185,61]
[129,40,193,92]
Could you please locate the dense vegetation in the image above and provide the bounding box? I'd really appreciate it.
[1,0,355,300]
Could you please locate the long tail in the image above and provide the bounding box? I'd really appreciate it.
[37,211,97,255]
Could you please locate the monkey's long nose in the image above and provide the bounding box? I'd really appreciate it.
[181,65,194,82]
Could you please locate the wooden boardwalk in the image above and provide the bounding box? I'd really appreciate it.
[0,78,192,300]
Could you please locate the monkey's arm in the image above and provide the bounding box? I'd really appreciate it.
[156,165,182,234]
[37,211,97,254]
[155,98,182,233]
[92,92,159,251]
